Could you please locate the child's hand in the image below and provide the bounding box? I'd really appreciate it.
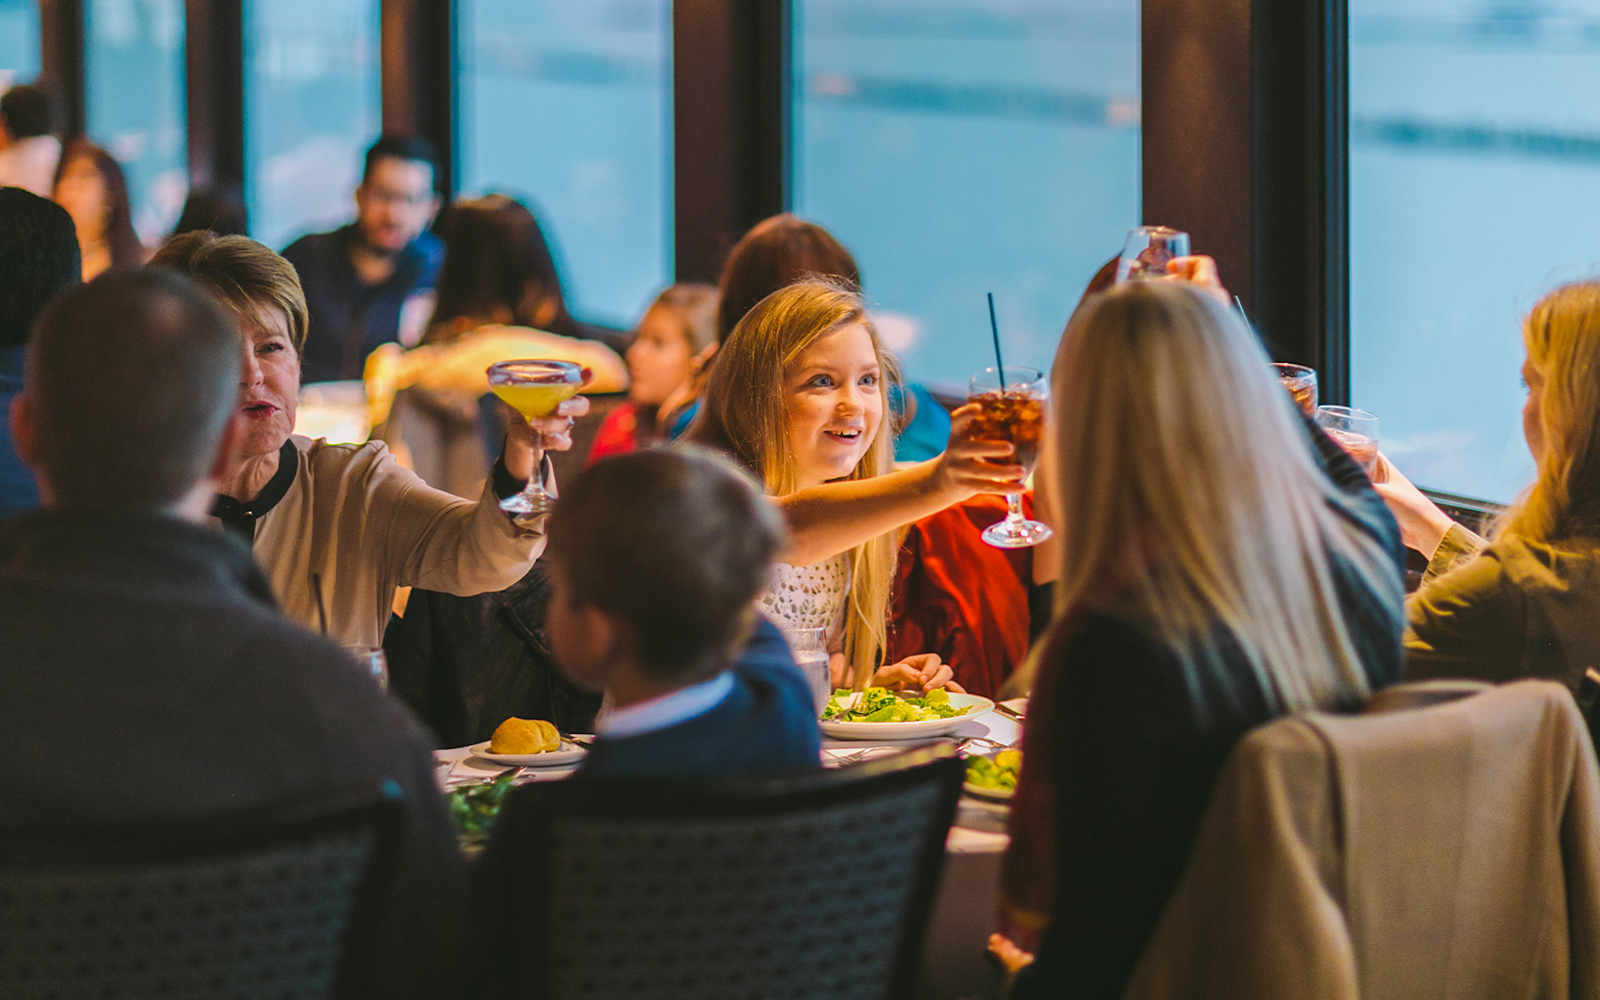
[870,654,966,695]
[934,405,1030,502]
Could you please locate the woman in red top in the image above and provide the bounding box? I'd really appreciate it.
[588,284,718,463]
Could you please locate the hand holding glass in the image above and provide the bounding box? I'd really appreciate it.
[1316,405,1379,476]
[1117,226,1191,283]
[487,359,585,515]
[968,367,1051,548]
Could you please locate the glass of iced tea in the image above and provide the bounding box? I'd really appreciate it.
[1315,405,1379,476]
[968,367,1052,548]
[1116,226,1191,283]
[1273,363,1318,416]
[487,359,585,515]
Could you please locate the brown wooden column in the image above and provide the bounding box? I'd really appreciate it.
[37,0,83,138]
[673,0,789,284]
[184,0,244,190]
[381,0,455,197]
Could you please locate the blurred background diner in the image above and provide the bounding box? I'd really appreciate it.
[6,2,1600,998]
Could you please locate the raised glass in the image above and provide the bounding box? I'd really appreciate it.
[1273,363,1318,417]
[487,359,585,515]
[795,0,1141,391]
[969,366,1051,549]
[458,0,671,328]
[1116,225,1190,282]
[1316,405,1379,477]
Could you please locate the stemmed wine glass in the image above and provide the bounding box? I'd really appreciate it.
[1116,226,1191,282]
[486,359,585,515]
[968,367,1052,548]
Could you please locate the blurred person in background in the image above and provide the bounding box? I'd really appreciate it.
[366,194,626,497]
[711,213,951,461]
[0,187,79,518]
[0,83,59,196]
[1377,281,1600,690]
[587,283,719,464]
[52,139,143,280]
[282,134,443,384]
[152,231,587,648]
[994,264,1404,1000]
[170,180,248,238]
[0,268,467,1000]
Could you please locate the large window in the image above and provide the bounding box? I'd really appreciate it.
[84,0,186,245]
[1348,1,1600,502]
[458,0,672,329]
[794,0,1140,391]
[245,0,380,251]
[0,0,38,87]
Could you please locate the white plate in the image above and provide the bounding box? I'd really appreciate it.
[819,693,995,740]
[962,780,1016,801]
[467,740,587,767]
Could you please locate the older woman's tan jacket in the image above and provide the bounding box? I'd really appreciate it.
[233,435,545,647]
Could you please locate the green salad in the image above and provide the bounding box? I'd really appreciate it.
[821,686,971,723]
[447,771,518,847]
[966,750,1022,792]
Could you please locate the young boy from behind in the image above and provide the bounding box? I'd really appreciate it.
[540,445,821,776]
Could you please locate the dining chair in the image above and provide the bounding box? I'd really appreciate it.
[0,781,406,1000]
[470,745,967,1000]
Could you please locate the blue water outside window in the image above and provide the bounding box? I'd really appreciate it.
[1349,0,1600,503]
[0,0,39,88]
[794,0,1141,392]
[84,0,186,245]
[458,0,672,329]
[245,0,380,251]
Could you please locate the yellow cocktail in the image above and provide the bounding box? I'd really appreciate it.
[485,359,587,515]
[490,381,581,420]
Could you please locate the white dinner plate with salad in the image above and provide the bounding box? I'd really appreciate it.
[466,740,588,767]
[819,690,995,740]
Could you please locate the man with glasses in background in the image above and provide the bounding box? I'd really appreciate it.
[282,134,444,384]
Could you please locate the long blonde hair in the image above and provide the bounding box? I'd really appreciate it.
[1497,282,1600,546]
[1044,281,1401,712]
[687,278,902,687]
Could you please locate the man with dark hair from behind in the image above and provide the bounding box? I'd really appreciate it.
[0,270,466,999]
[0,84,61,196]
[0,186,79,518]
[282,133,444,383]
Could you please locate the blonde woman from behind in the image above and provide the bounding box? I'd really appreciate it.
[999,271,1406,1000]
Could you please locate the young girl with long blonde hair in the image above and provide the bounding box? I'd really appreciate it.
[1379,280,1600,687]
[688,277,1025,690]
[999,267,1406,999]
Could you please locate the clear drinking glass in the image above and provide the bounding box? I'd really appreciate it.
[968,367,1052,549]
[344,646,389,692]
[1116,226,1191,282]
[779,625,832,715]
[486,359,585,515]
[1316,405,1380,476]
[1273,363,1318,416]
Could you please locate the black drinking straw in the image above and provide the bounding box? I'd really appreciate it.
[986,292,1007,389]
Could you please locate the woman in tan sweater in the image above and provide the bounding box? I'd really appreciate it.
[151,231,583,647]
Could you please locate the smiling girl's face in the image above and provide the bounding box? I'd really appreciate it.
[784,322,884,489]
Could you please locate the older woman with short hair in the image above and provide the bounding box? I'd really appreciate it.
[150,231,585,647]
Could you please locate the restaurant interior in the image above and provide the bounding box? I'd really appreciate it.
[4,1,1600,998]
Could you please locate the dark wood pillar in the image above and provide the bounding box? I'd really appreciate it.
[381,0,455,197]
[184,0,244,190]
[37,0,83,138]
[673,0,789,284]
[1253,0,1349,402]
